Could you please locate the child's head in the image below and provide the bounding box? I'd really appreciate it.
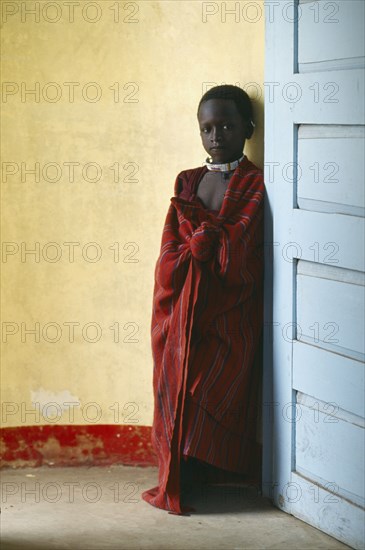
[197,85,254,164]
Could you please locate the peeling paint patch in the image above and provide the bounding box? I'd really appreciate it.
[30,388,80,419]
[0,425,157,469]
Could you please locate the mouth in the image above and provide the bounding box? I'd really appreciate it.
[210,146,226,151]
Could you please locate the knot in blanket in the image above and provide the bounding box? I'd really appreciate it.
[189,221,220,262]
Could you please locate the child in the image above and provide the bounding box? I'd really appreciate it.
[142,85,264,515]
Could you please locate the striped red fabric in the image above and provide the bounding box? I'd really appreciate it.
[142,156,264,514]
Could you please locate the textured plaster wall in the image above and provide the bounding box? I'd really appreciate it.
[1,0,264,428]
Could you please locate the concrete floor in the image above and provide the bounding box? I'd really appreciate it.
[0,465,351,550]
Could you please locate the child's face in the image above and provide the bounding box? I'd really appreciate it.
[197,99,249,164]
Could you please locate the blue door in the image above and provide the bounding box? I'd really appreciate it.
[263,1,364,547]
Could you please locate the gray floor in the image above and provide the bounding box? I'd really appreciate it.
[0,465,350,550]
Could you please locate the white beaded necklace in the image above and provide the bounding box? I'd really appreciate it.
[204,153,245,172]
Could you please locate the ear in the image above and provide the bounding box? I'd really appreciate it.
[246,120,254,139]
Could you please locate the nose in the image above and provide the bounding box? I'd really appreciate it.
[210,127,223,143]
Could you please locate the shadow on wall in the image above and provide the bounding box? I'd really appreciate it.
[246,96,264,169]
[1,542,57,550]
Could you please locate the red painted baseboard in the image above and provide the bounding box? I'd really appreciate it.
[0,425,158,469]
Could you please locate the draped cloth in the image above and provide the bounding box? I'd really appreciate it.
[142,156,265,514]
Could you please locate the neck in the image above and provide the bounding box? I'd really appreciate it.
[205,153,245,172]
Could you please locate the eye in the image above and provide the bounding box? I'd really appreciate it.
[223,124,233,130]
[200,127,209,134]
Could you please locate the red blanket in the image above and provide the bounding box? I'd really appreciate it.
[142,156,264,514]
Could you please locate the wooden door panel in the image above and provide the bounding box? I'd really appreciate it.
[297,125,365,216]
[296,262,365,360]
[298,0,365,72]
[293,342,364,418]
[290,471,364,548]
[291,210,364,271]
[295,394,364,505]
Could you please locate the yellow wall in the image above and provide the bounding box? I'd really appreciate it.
[1,0,264,428]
